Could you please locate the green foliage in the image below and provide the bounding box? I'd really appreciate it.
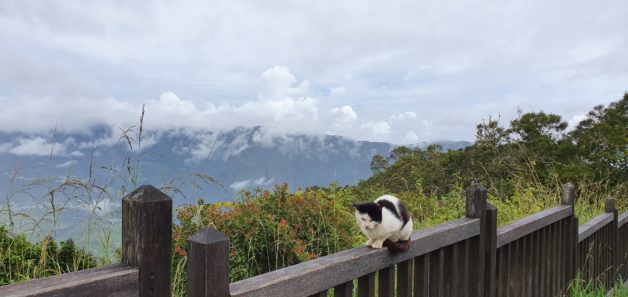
[172,184,360,285]
[0,226,96,285]
[360,94,628,222]
[566,278,628,297]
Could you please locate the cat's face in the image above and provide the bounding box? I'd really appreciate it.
[353,202,382,230]
[355,211,379,230]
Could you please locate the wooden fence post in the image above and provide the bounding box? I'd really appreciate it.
[605,198,618,286]
[484,202,497,297]
[187,227,231,297]
[466,184,488,297]
[561,183,577,287]
[122,185,172,297]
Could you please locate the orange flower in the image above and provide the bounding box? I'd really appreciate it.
[278,218,288,227]
[174,245,187,257]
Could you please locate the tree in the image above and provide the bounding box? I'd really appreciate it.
[475,116,508,147]
[370,154,388,173]
[509,112,567,144]
[569,93,627,184]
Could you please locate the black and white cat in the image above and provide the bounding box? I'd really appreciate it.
[353,195,412,250]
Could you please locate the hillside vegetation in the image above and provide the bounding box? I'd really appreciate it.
[0,94,626,295]
[172,94,626,292]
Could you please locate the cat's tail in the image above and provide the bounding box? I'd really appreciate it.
[383,239,410,254]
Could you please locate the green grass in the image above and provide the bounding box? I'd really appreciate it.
[566,279,628,297]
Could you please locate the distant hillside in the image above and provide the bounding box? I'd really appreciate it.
[0,126,471,204]
[0,125,472,243]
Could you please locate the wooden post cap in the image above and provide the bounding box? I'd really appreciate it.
[605,198,616,213]
[466,184,487,218]
[124,184,172,203]
[561,183,576,206]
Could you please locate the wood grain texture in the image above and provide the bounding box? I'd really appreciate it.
[619,213,628,227]
[0,264,138,297]
[187,227,230,297]
[333,281,354,297]
[578,213,613,242]
[465,184,487,219]
[561,183,576,206]
[378,266,394,297]
[358,273,375,297]
[414,254,429,297]
[397,259,413,297]
[484,204,497,297]
[496,205,572,248]
[229,218,479,297]
[121,185,172,297]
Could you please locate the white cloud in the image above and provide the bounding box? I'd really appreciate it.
[402,131,419,144]
[229,177,275,190]
[567,114,587,131]
[362,121,391,135]
[69,150,84,157]
[331,105,358,128]
[260,65,310,100]
[330,86,347,96]
[389,112,418,122]
[9,137,65,156]
[0,1,627,143]
[57,160,77,168]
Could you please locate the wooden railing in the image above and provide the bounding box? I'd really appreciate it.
[576,199,623,291]
[0,183,626,297]
[493,184,578,297]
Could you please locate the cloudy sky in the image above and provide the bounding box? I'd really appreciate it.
[0,0,626,144]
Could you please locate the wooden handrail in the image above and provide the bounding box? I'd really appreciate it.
[496,205,572,248]
[0,264,138,297]
[619,212,628,227]
[578,213,613,242]
[229,217,480,297]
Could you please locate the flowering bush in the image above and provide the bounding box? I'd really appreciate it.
[173,183,359,282]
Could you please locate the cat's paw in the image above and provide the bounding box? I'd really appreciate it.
[371,240,384,249]
[365,239,373,246]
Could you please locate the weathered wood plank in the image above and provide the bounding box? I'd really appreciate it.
[484,204,497,297]
[428,250,443,297]
[578,213,613,242]
[468,236,480,297]
[443,245,454,297]
[463,238,470,297]
[451,243,460,297]
[496,205,571,248]
[358,273,375,297]
[333,280,353,297]
[619,213,628,227]
[378,266,395,297]
[0,264,138,297]
[229,218,479,297]
[187,227,230,297]
[496,246,505,297]
[414,254,429,297]
[121,185,172,297]
[397,259,413,297]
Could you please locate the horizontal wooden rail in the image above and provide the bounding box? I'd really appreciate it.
[229,217,480,297]
[619,213,628,227]
[0,264,138,297]
[496,205,572,248]
[578,213,613,242]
